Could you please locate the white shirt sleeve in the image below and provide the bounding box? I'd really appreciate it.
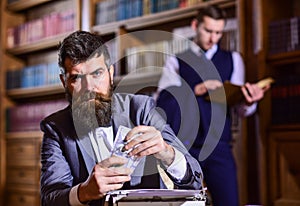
[230,51,245,85]
[157,55,181,93]
[69,184,87,206]
[230,51,257,116]
[162,147,187,180]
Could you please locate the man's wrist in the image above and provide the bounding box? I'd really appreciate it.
[69,184,86,206]
[194,83,207,96]
[78,183,90,204]
[160,145,175,167]
[165,148,187,181]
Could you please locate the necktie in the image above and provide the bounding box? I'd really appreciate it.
[157,162,174,189]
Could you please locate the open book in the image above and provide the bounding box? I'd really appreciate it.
[205,77,274,106]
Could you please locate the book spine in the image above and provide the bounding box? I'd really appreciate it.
[6,9,75,48]
[6,99,68,132]
[271,75,300,125]
[6,61,60,91]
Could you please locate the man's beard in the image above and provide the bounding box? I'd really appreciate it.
[67,87,113,133]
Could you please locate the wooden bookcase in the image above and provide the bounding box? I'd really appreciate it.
[244,0,300,205]
[0,0,251,205]
[90,0,241,94]
[264,0,300,204]
[0,2,3,205]
[0,0,81,205]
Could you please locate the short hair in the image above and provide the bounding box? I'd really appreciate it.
[195,5,227,26]
[58,30,111,74]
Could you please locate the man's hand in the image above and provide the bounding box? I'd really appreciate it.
[78,156,132,203]
[241,82,270,105]
[123,125,175,166]
[194,80,223,96]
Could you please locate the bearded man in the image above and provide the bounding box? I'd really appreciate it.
[40,31,203,206]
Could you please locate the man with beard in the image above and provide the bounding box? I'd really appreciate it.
[40,31,203,206]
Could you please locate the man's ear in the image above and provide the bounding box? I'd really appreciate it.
[60,74,66,88]
[109,65,114,85]
[191,19,198,31]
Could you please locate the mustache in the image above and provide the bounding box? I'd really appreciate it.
[72,91,111,105]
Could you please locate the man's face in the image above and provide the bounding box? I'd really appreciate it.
[61,54,114,129]
[62,54,113,97]
[195,16,225,51]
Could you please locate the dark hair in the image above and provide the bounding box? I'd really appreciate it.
[58,30,111,74]
[195,5,227,26]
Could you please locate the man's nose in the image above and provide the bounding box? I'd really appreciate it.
[82,75,95,92]
[210,33,218,43]
[212,31,222,43]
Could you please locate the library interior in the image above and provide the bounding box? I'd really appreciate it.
[0,0,300,205]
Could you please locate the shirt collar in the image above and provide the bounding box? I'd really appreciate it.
[95,126,114,148]
[190,42,218,60]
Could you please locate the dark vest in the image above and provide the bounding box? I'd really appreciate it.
[177,48,234,158]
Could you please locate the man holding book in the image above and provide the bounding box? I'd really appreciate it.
[39,31,203,206]
[156,5,270,206]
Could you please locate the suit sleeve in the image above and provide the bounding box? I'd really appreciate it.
[40,120,73,206]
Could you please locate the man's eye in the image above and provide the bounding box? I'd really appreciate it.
[204,28,213,34]
[93,69,104,78]
[69,74,81,82]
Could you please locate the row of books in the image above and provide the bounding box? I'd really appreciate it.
[268,16,300,55]
[271,76,300,125]
[95,0,205,25]
[124,19,237,75]
[7,9,75,48]
[6,99,68,132]
[125,38,190,74]
[6,62,61,90]
[5,19,236,90]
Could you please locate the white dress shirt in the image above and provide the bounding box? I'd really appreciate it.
[157,43,257,116]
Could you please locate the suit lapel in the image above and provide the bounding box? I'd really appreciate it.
[76,134,96,174]
[111,94,133,135]
[112,113,131,135]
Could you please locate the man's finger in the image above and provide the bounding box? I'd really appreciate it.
[99,156,128,168]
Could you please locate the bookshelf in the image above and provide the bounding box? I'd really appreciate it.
[6,33,72,55]
[6,0,52,12]
[244,0,300,205]
[0,2,4,205]
[6,131,43,206]
[91,0,239,94]
[0,0,81,205]
[92,0,235,35]
[0,0,268,206]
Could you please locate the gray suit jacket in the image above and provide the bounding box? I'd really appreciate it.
[40,93,203,206]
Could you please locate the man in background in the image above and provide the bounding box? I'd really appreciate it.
[156,5,270,206]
